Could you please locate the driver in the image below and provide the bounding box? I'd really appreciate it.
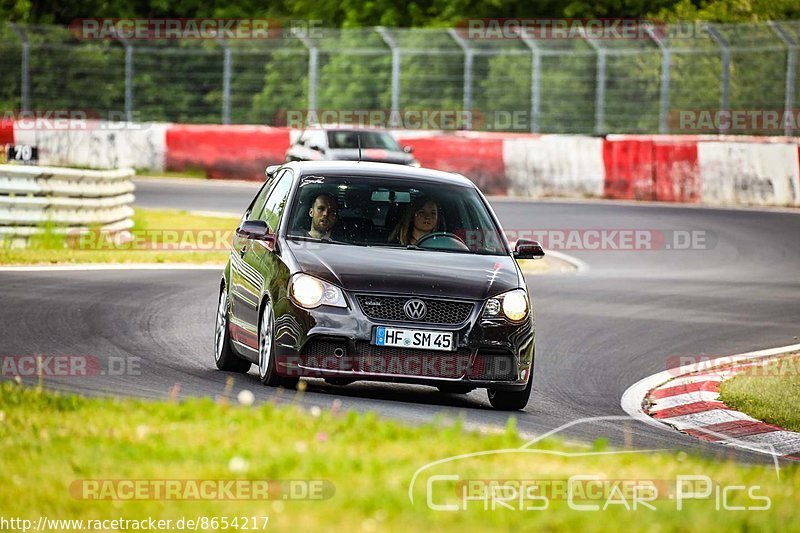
[307,193,338,239]
[388,195,440,246]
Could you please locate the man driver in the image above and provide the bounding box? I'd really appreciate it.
[307,193,338,239]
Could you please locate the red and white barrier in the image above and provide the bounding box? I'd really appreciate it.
[603,135,701,202]
[0,119,14,146]
[3,120,800,208]
[12,121,168,171]
[699,141,800,207]
[166,125,290,181]
[397,132,507,195]
[503,136,605,198]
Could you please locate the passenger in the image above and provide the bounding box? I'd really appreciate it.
[388,195,440,246]
[307,193,338,239]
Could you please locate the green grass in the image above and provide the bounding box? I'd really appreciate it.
[0,381,798,531]
[0,209,239,265]
[720,354,800,432]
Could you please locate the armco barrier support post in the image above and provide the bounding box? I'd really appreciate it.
[705,25,730,135]
[448,29,474,122]
[770,21,797,137]
[376,27,401,125]
[10,23,29,113]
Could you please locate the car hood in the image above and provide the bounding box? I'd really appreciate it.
[285,241,520,300]
[328,148,416,165]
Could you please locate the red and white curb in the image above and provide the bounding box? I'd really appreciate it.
[621,343,800,460]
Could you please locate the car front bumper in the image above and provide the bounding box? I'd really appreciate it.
[271,293,535,391]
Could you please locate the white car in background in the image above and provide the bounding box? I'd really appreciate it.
[285,127,419,166]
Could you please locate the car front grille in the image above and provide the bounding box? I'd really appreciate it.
[302,339,348,370]
[354,342,470,378]
[470,352,517,381]
[301,340,515,381]
[356,295,473,325]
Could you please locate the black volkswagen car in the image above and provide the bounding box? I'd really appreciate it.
[214,161,544,410]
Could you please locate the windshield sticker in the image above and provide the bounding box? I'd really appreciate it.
[300,176,325,187]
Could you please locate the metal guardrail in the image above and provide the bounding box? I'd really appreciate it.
[0,164,135,238]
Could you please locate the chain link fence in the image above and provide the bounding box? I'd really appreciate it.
[0,21,798,135]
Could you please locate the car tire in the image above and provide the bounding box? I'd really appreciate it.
[487,374,533,411]
[214,287,251,373]
[257,302,298,388]
[437,384,475,394]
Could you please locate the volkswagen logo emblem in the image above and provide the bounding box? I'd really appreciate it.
[403,299,427,320]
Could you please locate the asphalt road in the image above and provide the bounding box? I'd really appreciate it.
[2,178,799,461]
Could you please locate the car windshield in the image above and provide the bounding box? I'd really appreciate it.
[286,175,508,255]
[327,131,401,151]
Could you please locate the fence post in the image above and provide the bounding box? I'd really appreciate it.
[646,26,671,134]
[770,21,797,137]
[220,40,232,124]
[705,24,730,135]
[296,34,319,117]
[123,42,134,123]
[579,29,606,134]
[376,27,400,126]
[10,23,29,113]
[518,30,541,133]
[448,29,474,125]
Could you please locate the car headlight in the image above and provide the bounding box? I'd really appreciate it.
[483,289,529,322]
[289,273,347,309]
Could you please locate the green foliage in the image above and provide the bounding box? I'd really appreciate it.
[2,0,798,28]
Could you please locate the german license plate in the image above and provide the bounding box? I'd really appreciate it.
[373,326,454,352]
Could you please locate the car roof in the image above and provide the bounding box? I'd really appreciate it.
[300,125,393,133]
[281,161,475,188]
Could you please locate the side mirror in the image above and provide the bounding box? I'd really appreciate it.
[236,220,277,251]
[514,239,545,260]
[236,220,268,239]
[265,165,280,179]
[403,145,414,154]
